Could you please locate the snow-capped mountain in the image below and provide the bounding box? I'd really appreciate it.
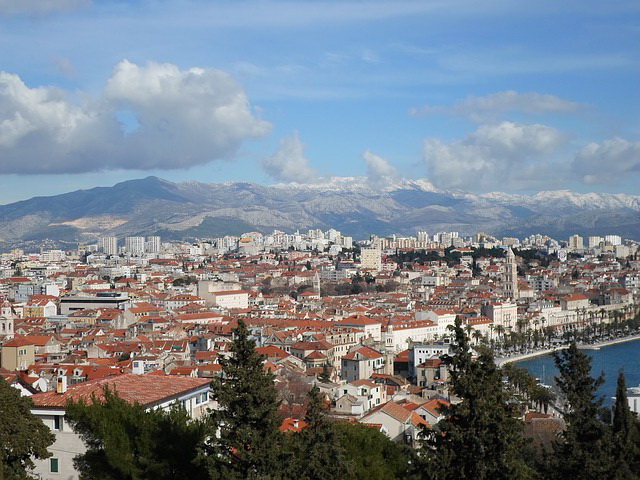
[0,176,637,249]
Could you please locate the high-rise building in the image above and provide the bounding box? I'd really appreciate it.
[568,234,584,251]
[588,236,603,248]
[605,235,622,246]
[146,236,161,254]
[417,231,429,246]
[360,247,382,271]
[503,247,519,300]
[125,236,145,256]
[98,237,118,256]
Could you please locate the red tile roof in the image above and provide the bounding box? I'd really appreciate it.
[30,373,210,409]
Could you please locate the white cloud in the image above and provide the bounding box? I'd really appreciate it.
[423,121,565,191]
[412,90,580,121]
[0,61,270,174]
[262,132,317,183]
[362,150,397,185]
[573,137,640,185]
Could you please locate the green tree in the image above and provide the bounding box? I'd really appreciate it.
[550,342,615,478]
[206,319,284,479]
[416,317,532,480]
[611,371,640,479]
[65,386,208,480]
[318,364,331,383]
[0,377,54,479]
[286,386,351,479]
[334,422,414,480]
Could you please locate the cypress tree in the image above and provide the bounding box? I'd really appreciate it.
[207,319,284,480]
[612,371,640,479]
[416,317,532,480]
[550,342,615,478]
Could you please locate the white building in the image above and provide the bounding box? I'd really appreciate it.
[98,237,118,255]
[211,290,249,310]
[146,236,161,253]
[483,302,518,330]
[628,385,640,417]
[30,374,213,480]
[125,236,145,256]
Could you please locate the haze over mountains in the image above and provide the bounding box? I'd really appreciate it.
[0,176,638,249]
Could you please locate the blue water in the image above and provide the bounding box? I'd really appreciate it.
[515,339,640,406]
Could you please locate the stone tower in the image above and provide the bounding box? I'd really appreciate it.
[504,247,518,301]
[0,299,14,340]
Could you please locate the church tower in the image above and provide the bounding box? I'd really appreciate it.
[504,247,518,301]
[0,299,14,340]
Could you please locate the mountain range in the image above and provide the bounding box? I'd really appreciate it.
[0,176,638,249]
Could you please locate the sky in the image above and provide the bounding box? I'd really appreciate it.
[0,0,639,203]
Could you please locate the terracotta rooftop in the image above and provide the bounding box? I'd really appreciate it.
[30,373,210,409]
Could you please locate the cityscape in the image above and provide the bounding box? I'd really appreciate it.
[1,0,639,479]
[1,226,640,478]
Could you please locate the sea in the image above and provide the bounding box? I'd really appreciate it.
[515,339,640,407]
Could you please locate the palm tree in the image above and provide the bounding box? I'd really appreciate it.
[530,384,556,414]
[494,324,506,349]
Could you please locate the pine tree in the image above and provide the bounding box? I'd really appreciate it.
[286,386,351,479]
[550,342,615,478]
[416,317,532,480]
[0,376,54,479]
[207,319,284,480]
[612,371,640,479]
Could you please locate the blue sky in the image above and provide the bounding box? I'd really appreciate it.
[0,0,638,203]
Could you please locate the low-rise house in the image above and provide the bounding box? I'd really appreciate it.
[1,336,35,370]
[334,379,387,417]
[359,400,429,446]
[30,373,212,479]
[341,346,385,383]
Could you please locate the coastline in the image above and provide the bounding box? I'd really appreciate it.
[495,333,640,366]
[495,347,566,367]
[576,333,640,350]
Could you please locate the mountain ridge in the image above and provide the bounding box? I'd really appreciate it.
[0,176,638,248]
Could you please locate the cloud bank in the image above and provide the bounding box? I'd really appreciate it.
[412,90,580,122]
[262,132,317,183]
[423,121,565,191]
[0,60,270,174]
[573,137,640,185]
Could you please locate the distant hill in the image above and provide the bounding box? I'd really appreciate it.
[0,176,638,248]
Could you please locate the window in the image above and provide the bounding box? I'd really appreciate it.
[54,415,62,431]
[50,458,59,473]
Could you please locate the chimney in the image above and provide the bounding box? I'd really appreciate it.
[56,375,68,394]
[293,419,299,429]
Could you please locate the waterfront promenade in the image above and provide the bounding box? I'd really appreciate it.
[495,333,640,366]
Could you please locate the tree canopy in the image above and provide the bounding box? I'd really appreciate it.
[550,342,615,478]
[0,376,54,479]
[416,317,532,480]
[65,386,208,480]
[206,319,285,479]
